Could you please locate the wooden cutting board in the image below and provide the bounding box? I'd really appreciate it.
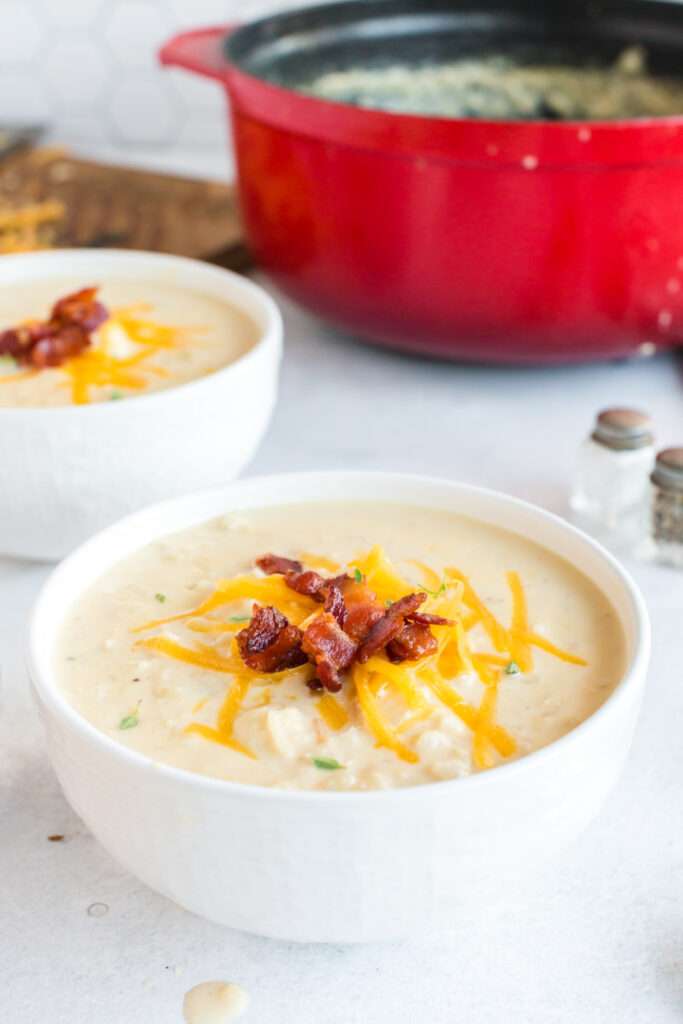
[0,147,250,271]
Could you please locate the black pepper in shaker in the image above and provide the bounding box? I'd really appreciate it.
[650,448,683,568]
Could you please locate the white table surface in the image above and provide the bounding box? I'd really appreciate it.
[3,180,683,1022]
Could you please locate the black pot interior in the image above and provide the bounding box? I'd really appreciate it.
[225,0,683,86]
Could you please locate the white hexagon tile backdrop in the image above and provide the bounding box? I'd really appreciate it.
[0,0,320,173]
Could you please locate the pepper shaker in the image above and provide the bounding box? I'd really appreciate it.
[571,407,655,547]
[649,448,683,568]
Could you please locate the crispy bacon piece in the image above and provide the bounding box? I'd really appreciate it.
[323,581,346,627]
[302,612,357,693]
[256,553,303,576]
[31,324,90,368]
[406,611,454,627]
[356,593,426,664]
[285,569,328,601]
[386,621,438,664]
[0,286,108,369]
[236,605,307,673]
[337,579,384,643]
[0,322,51,359]
[50,287,108,332]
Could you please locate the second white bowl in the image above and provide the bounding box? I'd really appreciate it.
[0,250,282,560]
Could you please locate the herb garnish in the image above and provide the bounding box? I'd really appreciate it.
[312,756,345,771]
[229,615,251,623]
[118,711,139,730]
[0,355,17,370]
[109,391,123,401]
[419,582,447,598]
[505,661,521,675]
[353,568,363,584]
[155,592,166,603]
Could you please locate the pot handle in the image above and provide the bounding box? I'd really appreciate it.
[158,26,236,83]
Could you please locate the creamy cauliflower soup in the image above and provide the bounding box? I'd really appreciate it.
[0,278,258,407]
[57,503,626,791]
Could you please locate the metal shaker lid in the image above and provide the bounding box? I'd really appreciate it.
[591,408,654,451]
[651,448,683,492]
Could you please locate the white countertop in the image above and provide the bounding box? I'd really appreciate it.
[3,269,683,1022]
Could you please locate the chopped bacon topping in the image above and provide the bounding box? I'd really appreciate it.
[302,612,357,693]
[386,621,438,664]
[406,611,454,627]
[337,579,384,642]
[0,321,51,359]
[236,605,307,673]
[285,569,328,601]
[51,287,108,333]
[235,558,446,690]
[0,286,108,369]
[31,325,90,368]
[323,581,346,627]
[356,593,427,664]
[256,553,303,576]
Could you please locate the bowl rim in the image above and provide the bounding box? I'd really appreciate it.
[28,470,651,804]
[0,249,282,419]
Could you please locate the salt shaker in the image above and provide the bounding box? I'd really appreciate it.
[571,407,655,547]
[649,448,683,568]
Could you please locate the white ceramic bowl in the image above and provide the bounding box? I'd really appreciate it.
[28,473,650,943]
[0,250,281,561]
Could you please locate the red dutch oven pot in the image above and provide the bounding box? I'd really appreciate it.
[160,0,683,363]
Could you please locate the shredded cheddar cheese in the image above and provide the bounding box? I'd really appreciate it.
[350,546,415,604]
[525,632,588,666]
[354,666,419,763]
[133,575,317,634]
[316,693,350,731]
[409,559,443,592]
[472,676,501,771]
[186,674,256,758]
[0,367,38,385]
[506,570,533,673]
[446,568,509,652]
[298,552,341,573]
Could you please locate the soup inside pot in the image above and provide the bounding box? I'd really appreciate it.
[300,46,683,120]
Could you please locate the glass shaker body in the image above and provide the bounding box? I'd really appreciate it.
[570,409,655,549]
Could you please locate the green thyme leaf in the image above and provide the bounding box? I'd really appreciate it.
[0,355,17,370]
[109,391,123,401]
[229,615,251,623]
[505,661,521,675]
[385,599,393,608]
[119,712,139,730]
[155,593,166,603]
[312,756,345,771]
[353,568,362,584]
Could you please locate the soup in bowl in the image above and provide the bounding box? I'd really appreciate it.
[0,277,258,408]
[0,250,281,560]
[29,473,650,941]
